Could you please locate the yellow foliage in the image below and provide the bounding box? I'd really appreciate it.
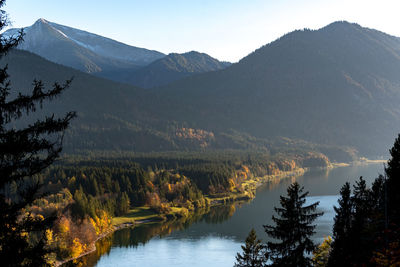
[45,229,53,243]
[238,171,247,179]
[58,216,70,235]
[228,205,236,217]
[90,212,112,235]
[228,179,236,192]
[89,217,100,235]
[312,236,332,267]
[242,165,250,174]
[70,238,84,258]
[20,231,28,238]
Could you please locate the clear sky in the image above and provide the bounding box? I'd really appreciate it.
[3,0,400,62]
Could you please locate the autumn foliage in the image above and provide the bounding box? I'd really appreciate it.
[50,213,111,259]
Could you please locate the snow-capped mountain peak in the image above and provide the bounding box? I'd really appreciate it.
[2,18,165,73]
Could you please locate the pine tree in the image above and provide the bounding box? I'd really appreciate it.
[116,192,130,216]
[385,133,400,223]
[0,1,75,265]
[327,182,352,267]
[264,182,323,267]
[327,136,400,265]
[352,177,372,236]
[234,228,266,267]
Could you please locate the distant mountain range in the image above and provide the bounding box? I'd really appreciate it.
[0,49,271,153]
[4,19,231,88]
[3,21,400,160]
[3,18,165,74]
[112,51,231,88]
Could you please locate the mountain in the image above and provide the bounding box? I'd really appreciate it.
[2,49,349,160]
[3,18,165,74]
[0,49,165,151]
[0,49,283,153]
[153,21,400,157]
[113,51,231,88]
[4,21,400,159]
[4,19,231,88]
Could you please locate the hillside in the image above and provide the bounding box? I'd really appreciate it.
[1,49,170,151]
[117,51,231,88]
[5,21,400,159]
[154,21,400,157]
[2,49,349,160]
[4,18,165,74]
[4,19,232,88]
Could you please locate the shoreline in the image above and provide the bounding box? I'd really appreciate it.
[55,222,131,267]
[54,164,341,266]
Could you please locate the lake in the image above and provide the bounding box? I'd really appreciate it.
[76,163,384,267]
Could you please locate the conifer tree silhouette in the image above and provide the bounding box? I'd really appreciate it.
[0,1,75,265]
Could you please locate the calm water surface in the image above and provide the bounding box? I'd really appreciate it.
[78,163,383,267]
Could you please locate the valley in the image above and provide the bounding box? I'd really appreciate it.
[1,8,400,266]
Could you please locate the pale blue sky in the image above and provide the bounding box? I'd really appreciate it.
[3,0,400,62]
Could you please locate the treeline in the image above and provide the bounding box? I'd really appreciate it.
[5,150,329,261]
[41,162,150,215]
[35,161,206,218]
[68,150,328,193]
[12,159,204,261]
[235,135,400,266]
[317,134,400,266]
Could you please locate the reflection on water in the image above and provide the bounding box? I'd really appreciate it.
[65,237,113,267]
[203,204,236,224]
[71,163,383,267]
[73,204,243,266]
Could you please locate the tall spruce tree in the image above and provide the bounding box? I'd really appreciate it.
[327,136,400,265]
[352,177,372,235]
[352,177,377,264]
[327,182,352,267]
[264,182,323,267]
[385,133,400,223]
[234,228,266,267]
[0,1,75,265]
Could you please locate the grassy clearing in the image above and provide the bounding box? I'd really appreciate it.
[112,206,191,226]
[112,207,163,226]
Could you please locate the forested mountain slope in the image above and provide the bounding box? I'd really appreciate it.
[118,51,231,88]
[3,49,354,161]
[1,49,170,151]
[5,21,400,159]
[155,21,400,156]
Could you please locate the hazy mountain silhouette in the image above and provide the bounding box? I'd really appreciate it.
[116,51,231,88]
[4,21,400,157]
[155,21,400,156]
[3,49,296,154]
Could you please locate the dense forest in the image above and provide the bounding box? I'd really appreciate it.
[2,49,358,163]
[1,150,327,263]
